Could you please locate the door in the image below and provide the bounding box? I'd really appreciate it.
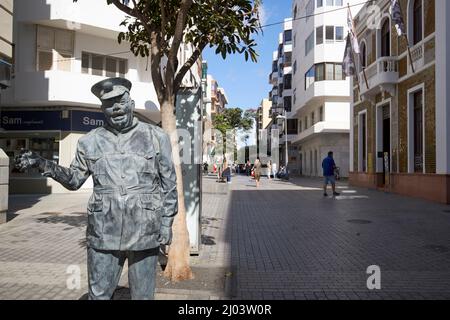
[382,105,391,185]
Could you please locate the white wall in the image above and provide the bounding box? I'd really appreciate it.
[3,17,160,119]
[324,101,350,125]
[16,0,127,35]
[435,0,450,174]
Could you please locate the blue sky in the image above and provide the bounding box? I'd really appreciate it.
[202,0,292,110]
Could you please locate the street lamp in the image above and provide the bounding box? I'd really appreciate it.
[276,114,288,169]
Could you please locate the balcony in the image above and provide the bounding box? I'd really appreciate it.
[408,35,435,73]
[16,0,127,39]
[293,80,350,115]
[269,71,278,85]
[293,121,350,144]
[1,70,160,116]
[359,56,399,100]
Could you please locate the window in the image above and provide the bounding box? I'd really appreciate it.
[305,32,314,56]
[91,54,104,76]
[317,0,323,8]
[287,119,298,135]
[293,60,297,74]
[319,106,323,121]
[272,61,278,73]
[361,42,367,68]
[381,19,391,57]
[315,63,325,81]
[413,90,423,173]
[37,25,74,72]
[305,66,315,90]
[326,63,334,80]
[284,52,292,67]
[306,62,344,88]
[335,63,344,80]
[82,52,128,77]
[284,96,292,112]
[311,111,315,125]
[359,112,367,172]
[335,0,343,5]
[325,26,334,41]
[284,30,293,43]
[335,26,344,41]
[82,52,89,73]
[316,26,324,45]
[305,116,308,129]
[326,0,333,6]
[293,5,298,18]
[284,74,292,90]
[38,51,53,71]
[105,57,117,77]
[293,88,297,104]
[413,0,423,45]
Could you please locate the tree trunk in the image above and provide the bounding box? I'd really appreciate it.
[160,98,194,282]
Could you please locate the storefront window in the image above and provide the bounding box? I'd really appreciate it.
[0,134,60,178]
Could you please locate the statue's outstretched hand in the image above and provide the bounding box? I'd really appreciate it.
[14,150,45,172]
[158,225,173,246]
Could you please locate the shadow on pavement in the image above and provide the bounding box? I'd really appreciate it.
[35,211,86,228]
[6,194,47,222]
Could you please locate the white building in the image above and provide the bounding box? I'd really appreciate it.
[202,73,228,165]
[0,0,200,194]
[289,0,362,178]
[268,18,298,171]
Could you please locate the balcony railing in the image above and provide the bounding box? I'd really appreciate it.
[359,56,398,98]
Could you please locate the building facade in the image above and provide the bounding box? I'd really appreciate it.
[288,0,362,178]
[0,0,13,90]
[202,74,228,164]
[268,18,299,172]
[0,0,201,194]
[350,0,450,204]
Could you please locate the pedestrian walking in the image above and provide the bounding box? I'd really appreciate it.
[246,160,251,177]
[254,158,262,188]
[267,160,272,180]
[322,151,340,197]
[272,161,277,180]
[222,159,231,184]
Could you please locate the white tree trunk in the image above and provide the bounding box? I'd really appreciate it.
[160,98,193,282]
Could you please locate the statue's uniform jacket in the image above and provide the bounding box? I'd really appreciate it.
[42,118,178,251]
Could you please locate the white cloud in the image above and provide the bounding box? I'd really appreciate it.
[258,3,269,26]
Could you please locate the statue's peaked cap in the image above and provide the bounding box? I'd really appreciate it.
[91,77,132,101]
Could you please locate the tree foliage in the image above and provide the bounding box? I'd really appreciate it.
[213,107,254,135]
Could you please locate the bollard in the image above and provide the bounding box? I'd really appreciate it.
[0,148,9,224]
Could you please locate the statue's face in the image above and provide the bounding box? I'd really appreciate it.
[101,92,135,131]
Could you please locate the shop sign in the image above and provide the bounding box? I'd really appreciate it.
[0,110,70,131]
[71,111,106,132]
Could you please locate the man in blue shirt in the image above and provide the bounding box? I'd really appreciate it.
[322,151,340,197]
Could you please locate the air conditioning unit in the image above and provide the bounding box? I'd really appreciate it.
[0,60,12,89]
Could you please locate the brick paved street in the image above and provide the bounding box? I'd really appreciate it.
[227,175,450,300]
[1,174,450,299]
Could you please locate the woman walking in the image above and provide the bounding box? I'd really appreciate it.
[267,160,272,180]
[254,158,262,188]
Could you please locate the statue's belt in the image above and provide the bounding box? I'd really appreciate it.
[93,185,156,196]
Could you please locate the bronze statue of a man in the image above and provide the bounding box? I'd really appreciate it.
[15,77,178,300]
